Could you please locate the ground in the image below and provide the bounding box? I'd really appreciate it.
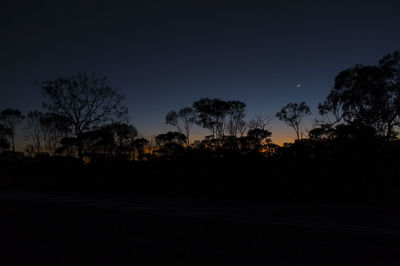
[1,190,400,265]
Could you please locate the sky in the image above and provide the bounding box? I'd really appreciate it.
[1,0,400,145]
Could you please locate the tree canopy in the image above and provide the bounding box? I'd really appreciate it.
[276,102,311,140]
[165,107,196,145]
[318,51,400,140]
[192,98,246,140]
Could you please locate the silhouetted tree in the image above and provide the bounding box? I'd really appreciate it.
[380,51,400,139]
[193,98,230,140]
[132,137,150,160]
[165,107,196,145]
[220,135,241,153]
[41,113,71,155]
[248,113,272,131]
[57,122,137,159]
[155,131,186,145]
[244,113,273,153]
[0,108,24,152]
[23,111,44,154]
[226,101,246,137]
[155,131,186,156]
[24,144,35,157]
[276,102,311,140]
[193,98,246,142]
[0,124,12,151]
[318,51,400,141]
[246,128,272,153]
[23,111,71,156]
[333,122,378,142]
[195,135,218,151]
[57,137,78,157]
[39,73,128,161]
[82,126,116,157]
[110,122,138,155]
[308,124,335,141]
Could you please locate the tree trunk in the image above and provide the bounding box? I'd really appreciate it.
[386,124,393,142]
[11,134,15,152]
[186,130,190,147]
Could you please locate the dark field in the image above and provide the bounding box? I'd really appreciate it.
[1,190,400,265]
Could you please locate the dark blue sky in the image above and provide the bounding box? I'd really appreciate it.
[1,0,400,143]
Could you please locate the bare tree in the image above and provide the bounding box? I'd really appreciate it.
[276,102,311,140]
[38,73,128,161]
[248,113,272,131]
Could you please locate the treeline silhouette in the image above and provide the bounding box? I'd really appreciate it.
[1,51,400,203]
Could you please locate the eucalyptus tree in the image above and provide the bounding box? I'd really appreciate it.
[318,51,400,141]
[192,98,246,140]
[226,100,246,137]
[276,102,311,140]
[193,98,229,139]
[155,131,186,156]
[165,107,196,145]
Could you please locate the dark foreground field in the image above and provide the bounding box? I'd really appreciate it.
[1,190,400,265]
